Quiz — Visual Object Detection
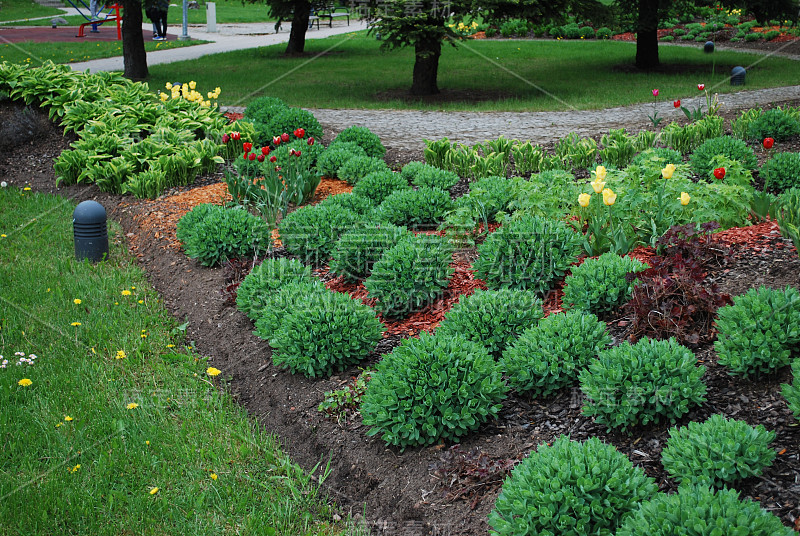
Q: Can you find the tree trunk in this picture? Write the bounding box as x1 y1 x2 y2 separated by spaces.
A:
285 0 310 55
122 0 148 79
410 38 441 96
635 0 659 69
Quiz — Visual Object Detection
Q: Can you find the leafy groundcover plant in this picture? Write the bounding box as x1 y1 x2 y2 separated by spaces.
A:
660 414 776 487
351 170 412 205
562 252 648 315
374 187 454 228
314 142 367 178
503 311 611 398
489 436 658 536
253 279 326 340
329 223 409 282
235 258 313 320
277 203 362 266
783 359 800 420
330 125 386 158
361 332 507 448
580 337 707 431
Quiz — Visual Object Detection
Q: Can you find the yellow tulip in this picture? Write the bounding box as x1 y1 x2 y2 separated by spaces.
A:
680 192 691 206
591 178 606 194
662 164 676 179
160 93 168 102
594 165 607 181
189 80 197 90
602 188 617 206
165 82 172 90
578 193 591 207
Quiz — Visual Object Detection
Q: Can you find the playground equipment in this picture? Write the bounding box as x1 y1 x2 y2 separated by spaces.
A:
64 0 123 39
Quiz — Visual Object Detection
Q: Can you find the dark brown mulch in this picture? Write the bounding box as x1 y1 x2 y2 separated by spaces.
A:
2 99 800 535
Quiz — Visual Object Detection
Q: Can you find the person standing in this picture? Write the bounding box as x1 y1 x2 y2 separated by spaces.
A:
146 0 169 41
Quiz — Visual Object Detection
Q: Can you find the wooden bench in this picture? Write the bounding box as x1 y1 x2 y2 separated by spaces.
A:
308 4 349 29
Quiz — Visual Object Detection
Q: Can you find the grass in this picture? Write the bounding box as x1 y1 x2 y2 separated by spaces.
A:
0 38 208 65
1 0 275 25
144 32 800 112
0 186 353 535
0 0 64 23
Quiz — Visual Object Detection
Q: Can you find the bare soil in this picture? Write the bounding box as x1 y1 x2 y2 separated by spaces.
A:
2 99 800 535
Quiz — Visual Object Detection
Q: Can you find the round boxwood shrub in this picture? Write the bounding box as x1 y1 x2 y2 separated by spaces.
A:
436 289 544 357
580 337 707 431
270 290 384 378
661 414 776 487
331 125 386 158
746 108 800 141
714 285 800 376
690 136 757 178
243 96 288 124
374 187 454 228
338 155 390 186
762 151 800 193
178 204 273 267
401 162 460 190
266 107 323 143
473 214 583 294
253 279 326 339
351 170 411 205
562 253 648 314
782 359 800 421
489 435 658 536
278 204 361 266
316 192 375 215
314 142 367 178
502 311 611 398
361 332 508 448
364 234 454 317
579 25 595 39
615 484 794 536
235 258 313 320
329 222 409 282
596 26 612 39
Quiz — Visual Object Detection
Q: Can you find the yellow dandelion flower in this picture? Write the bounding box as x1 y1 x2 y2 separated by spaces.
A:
70 464 80 473
64 415 73 421
116 350 126 360
71 322 82 327
166 344 175 348
73 298 82 305
121 290 131 296
126 403 139 410
18 378 32 387
149 487 159 495
0 234 6 238
131 286 135 290
206 367 221 377
56 422 63 428
146 440 150 445
23 187 31 191
210 473 218 480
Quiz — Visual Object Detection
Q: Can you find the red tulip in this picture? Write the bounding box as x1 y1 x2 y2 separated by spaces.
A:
763 137 774 149
673 100 681 108
221 133 230 144
281 132 290 143
242 153 248 160
248 152 256 161
294 128 305 138
273 136 281 146
269 155 277 163
257 154 265 162
231 131 240 141
697 83 705 91
713 167 726 180
294 150 302 157
243 142 253 152
307 137 315 146
261 146 270 155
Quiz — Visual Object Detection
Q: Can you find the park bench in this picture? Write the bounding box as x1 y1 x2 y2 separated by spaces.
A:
308 4 350 30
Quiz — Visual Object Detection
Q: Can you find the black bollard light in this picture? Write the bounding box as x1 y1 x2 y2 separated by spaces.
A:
731 66 746 86
73 200 108 262
703 41 715 53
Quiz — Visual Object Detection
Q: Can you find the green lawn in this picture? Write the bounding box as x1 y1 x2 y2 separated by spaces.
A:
145 32 800 112
0 0 64 23
0 186 352 535
0 38 208 65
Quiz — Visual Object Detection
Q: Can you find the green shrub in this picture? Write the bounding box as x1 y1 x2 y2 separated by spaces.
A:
661 414 776 487
178 204 273 267
473 215 583 294
485 26 498 37
361 332 508 448
374 187 454 228
273 137 324 169
579 25 595 39
175 202 214 245
401 162 460 190
489 436 658 536
503 311 611 397
253 279 326 338
451 176 520 223
266 107 323 143
329 223 409 282
364 234 453 317
314 142 367 178
235 258 313 320
762 151 800 193
562 22 581 39
331 125 386 158
351 170 411 205
764 29 781 40
631 147 683 167
547 25 563 38
562 253 648 314
436 289 543 357
744 32 762 41
596 26 613 39
277 204 361 265
316 192 375 215
270 290 384 378
672 28 686 36
745 108 800 141
690 136 757 178
661 35 674 41
714 285 800 376
580 337 707 431
243 96 288 124
338 156 390 186
782 359 800 420
615 484 794 536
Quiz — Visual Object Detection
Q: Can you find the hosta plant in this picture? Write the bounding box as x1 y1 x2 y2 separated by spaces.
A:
502 311 611 398
350 170 411 205
436 289 544 357
277 204 361 266
562 252 648 315
473 214 583 294
235 258 313 320
270 290 384 378
338 156 391 186
330 125 386 158
364 234 454 317
361 332 507 448
580 337 707 431
374 187 454 228
489 436 658 536
177 204 273 267
329 223 409 282
782 359 800 421
661 414 776 487
615 484 794 536
714 285 800 376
